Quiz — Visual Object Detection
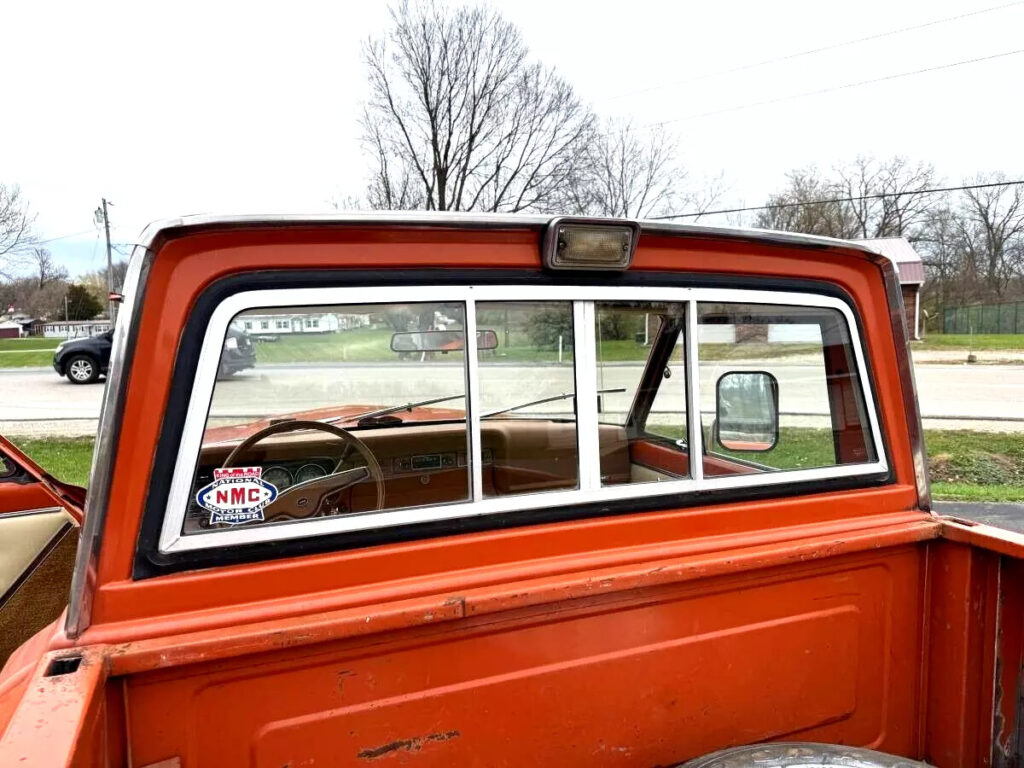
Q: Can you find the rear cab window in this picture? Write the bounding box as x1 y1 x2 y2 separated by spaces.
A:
157 286 887 555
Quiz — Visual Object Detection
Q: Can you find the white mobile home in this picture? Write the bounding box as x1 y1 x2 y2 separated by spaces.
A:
43 320 112 339
236 312 370 335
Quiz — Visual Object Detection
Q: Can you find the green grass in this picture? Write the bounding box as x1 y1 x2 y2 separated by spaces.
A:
925 430 1024 502
0 337 60 367
652 425 838 470
711 426 837 470
251 328 400 363
9 428 1023 504
0 338 60 351
0 350 54 367
917 334 1024 351
930 483 1024 502
8 437 95 486
249 328 820 366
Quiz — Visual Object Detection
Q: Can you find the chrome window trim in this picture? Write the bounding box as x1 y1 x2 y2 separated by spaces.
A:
573 300 600 492
157 285 887 555
879 260 932 511
130 212 888 259
0 506 67 521
685 301 705 483
65 244 152 639
464 299 484 503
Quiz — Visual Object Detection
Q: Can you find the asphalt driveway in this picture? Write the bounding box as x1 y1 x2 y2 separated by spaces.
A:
934 501 1024 534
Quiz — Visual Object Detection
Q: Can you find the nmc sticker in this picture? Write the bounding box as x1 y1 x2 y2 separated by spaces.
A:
196 466 278 526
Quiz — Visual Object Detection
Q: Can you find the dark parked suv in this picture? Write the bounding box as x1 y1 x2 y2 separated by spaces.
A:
53 326 256 384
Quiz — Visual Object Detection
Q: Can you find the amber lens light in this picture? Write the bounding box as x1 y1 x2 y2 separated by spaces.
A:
544 221 638 271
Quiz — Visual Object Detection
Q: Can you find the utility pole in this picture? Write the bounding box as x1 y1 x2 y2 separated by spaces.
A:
95 198 115 321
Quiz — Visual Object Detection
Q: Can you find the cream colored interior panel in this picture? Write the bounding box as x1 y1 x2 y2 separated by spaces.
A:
630 463 675 484
0 509 69 598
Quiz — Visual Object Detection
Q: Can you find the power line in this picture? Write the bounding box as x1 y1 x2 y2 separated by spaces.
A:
31 229 96 245
653 179 1024 221
644 48 1024 129
600 1 1024 103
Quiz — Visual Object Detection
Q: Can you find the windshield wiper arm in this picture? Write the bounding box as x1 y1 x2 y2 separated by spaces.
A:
326 394 466 424
482 388 626 419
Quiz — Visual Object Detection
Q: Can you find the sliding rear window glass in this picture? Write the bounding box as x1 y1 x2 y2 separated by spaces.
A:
157 286 888 556
697 302 877 474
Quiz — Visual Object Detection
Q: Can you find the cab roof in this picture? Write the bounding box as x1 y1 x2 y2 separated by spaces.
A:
132 212 884 261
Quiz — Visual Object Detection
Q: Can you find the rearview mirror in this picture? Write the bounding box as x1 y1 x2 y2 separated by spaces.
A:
715 371 779 452
390 329 498 353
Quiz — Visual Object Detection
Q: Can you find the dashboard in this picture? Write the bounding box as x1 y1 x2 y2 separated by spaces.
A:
184 420 595 533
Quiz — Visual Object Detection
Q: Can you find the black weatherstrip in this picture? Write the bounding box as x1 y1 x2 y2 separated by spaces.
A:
134 268 893 578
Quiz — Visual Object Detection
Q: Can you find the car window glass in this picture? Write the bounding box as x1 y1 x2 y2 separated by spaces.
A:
595 302 688 487
476 301 579 497
645 329 688 443
698 302 877 474
162 288 888 554
181 301 470 535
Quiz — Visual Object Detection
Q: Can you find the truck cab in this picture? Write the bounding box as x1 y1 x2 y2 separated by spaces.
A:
0 214 1021 767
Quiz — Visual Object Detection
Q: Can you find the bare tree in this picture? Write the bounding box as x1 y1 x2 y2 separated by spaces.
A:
952 173 1024 299
755 156 940 241
361 0 595 213
562 122 678 218
559 121 724 219
25 247 68 289
753 167 855 238
0 184 35 273
917 204 970 313
0 275 70 319
834 156 939 240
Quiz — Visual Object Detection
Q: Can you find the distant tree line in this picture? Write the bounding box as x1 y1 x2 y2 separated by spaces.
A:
0 199 125 323
752 157 1024 324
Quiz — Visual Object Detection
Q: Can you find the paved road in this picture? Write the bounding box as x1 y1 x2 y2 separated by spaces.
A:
934 502 1024 535
2 360 1023 437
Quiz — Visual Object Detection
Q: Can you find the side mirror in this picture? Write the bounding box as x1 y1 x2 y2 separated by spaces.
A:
390 329 498 353
715 371 779 452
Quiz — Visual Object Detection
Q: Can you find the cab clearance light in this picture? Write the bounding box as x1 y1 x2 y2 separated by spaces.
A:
542 218 639 271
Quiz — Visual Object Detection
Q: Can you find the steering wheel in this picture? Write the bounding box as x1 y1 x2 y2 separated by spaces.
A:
221 420 385 522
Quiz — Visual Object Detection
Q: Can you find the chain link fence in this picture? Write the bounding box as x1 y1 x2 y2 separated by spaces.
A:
943 301 1024 334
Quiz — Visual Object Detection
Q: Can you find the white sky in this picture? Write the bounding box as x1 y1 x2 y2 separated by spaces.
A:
3 0 1023 275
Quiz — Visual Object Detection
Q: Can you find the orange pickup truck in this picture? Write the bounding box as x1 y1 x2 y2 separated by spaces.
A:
0 214 1021 767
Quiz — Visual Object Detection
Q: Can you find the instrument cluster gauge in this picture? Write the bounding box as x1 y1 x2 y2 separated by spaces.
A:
294 463 328 485
261 466 293 491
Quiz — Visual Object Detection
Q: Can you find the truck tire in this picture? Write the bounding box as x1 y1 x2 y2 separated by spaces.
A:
678 743 933 768
65 354 100 384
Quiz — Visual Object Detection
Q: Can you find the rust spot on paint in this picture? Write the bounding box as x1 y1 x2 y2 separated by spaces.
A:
443 595 467 616
337 669 355 694
357 730 460 760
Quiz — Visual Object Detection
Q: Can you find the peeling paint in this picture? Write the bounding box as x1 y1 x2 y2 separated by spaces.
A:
357 730 460 760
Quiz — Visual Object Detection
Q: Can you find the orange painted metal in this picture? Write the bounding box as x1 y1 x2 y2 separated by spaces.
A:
122 545 928 767
99 516 939 678
0 649 107 767
994 557 1024 767
924 540 1001 766
3 222 1023 766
